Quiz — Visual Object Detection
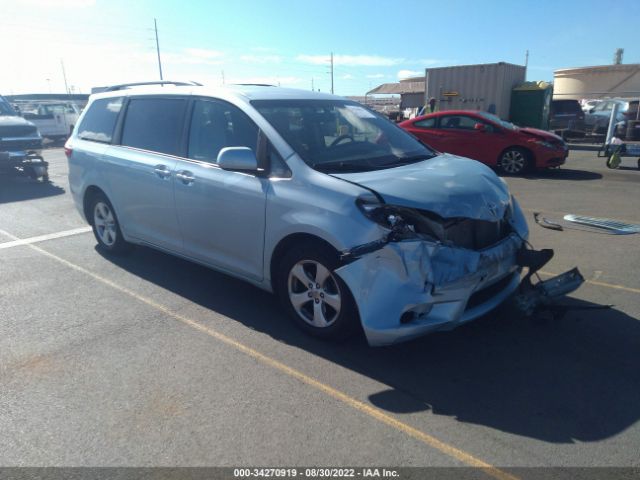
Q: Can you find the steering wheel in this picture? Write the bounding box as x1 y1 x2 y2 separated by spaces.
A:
329 134 355 147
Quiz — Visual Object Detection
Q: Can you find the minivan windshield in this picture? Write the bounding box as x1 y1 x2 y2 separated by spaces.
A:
0 99 17 116
252 99 436 172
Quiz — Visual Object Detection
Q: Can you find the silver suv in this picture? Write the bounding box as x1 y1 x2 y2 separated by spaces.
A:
67 81 530 346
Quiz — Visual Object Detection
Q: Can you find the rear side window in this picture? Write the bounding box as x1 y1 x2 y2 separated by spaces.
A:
77 97 123 143
121 98 187 156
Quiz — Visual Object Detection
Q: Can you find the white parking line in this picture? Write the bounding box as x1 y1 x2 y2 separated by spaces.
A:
0 226 92 250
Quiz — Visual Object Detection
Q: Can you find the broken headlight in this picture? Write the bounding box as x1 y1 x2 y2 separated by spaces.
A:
356 193 409 229
355 193 442 241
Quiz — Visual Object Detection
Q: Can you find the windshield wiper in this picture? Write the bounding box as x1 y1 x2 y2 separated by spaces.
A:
313 160 380 173
382 154 436 167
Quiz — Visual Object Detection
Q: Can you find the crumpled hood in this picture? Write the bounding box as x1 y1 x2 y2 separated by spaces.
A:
333 154 510 221
518 127 563 142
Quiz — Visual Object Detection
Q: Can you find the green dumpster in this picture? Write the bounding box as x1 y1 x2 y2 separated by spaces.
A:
510 81 552 130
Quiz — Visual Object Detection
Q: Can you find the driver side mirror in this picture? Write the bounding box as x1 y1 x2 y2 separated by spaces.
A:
474 123 486 132
217 147 259 172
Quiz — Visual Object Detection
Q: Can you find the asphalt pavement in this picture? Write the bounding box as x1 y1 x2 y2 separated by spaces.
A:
1 149 639 477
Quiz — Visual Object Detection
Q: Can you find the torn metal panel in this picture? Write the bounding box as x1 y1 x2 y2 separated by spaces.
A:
534 212 563 231
336 234 524 346
563 215 640 234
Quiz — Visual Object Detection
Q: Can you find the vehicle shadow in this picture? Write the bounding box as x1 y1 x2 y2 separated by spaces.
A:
0 175 65 204
617 165 640 172
99 246 640 444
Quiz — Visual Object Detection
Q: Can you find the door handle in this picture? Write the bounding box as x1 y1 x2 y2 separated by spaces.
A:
154 165 171 179
175 170 195 185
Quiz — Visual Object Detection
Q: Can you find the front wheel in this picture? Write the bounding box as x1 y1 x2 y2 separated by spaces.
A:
90 193 131 254
499 148 531 175
277 243 359 341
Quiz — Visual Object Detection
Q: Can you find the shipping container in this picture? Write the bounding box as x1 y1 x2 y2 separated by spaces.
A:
424 62 526 120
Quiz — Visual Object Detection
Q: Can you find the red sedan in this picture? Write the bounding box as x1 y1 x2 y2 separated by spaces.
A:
399 110 568 174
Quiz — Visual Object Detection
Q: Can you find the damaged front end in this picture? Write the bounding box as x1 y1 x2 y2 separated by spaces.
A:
336 195 582 346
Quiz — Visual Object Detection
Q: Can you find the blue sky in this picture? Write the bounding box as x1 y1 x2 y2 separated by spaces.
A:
1 0 639 95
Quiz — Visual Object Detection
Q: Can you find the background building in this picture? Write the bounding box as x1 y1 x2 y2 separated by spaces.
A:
553 64 640 99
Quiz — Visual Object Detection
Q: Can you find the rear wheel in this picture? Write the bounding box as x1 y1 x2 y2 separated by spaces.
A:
277 242 358 340
89 193 131 254
499 147 531 175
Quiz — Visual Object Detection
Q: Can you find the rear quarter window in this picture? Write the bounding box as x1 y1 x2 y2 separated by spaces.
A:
77 97 123 143
552 100 581 115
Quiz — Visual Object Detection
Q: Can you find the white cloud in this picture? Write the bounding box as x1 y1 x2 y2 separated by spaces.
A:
397 69 423 80
297 54 404 67
240 54 283 64
340 74 354 80
366 73 385 79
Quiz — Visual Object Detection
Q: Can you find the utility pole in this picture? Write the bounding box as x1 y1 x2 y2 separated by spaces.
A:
525 50 529 68
330 52 334 94
60 59 69 95
154 18 163 80
221 70 225 84
311 77 314 91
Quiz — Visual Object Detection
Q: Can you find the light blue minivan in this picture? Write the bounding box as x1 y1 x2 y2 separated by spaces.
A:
67 81 531 346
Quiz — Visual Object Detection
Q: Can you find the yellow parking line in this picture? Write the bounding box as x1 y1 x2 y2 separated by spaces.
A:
539 270 640 295
0 227 518 480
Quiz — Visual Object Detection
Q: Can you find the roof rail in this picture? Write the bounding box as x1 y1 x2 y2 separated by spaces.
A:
232 83 276 87
103 80 202 92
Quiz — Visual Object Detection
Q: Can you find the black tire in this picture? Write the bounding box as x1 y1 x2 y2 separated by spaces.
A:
499 147 532 175
276 241 359 341
88 192 131 254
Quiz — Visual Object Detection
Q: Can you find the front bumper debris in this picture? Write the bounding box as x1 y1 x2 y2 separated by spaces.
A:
513 268 585 317
337 234 583 346
0 150 48 179
336 234 525 346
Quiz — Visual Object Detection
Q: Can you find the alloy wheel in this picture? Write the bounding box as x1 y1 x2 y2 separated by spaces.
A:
501 150 526 173
93 201 117 247
287 260 342 328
